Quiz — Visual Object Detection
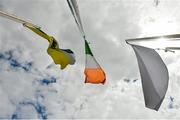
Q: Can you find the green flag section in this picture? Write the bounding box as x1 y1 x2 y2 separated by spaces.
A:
85 40 93 55
23 23 75 70
84 40 106 84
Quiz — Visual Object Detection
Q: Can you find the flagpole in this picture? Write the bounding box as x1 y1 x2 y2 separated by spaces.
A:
165 47 180 50
0 11 40 28
126 34 180 43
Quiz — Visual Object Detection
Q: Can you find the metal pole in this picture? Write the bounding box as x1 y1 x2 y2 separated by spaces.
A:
165 47 180 50
0 11 40 28
126 34 180 43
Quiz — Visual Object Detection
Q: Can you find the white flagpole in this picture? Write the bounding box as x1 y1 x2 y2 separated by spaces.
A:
165 47 180 50
0 11 40 28
126 34 180 43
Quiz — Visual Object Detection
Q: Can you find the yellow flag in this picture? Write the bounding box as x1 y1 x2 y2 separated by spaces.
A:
23 23 75 69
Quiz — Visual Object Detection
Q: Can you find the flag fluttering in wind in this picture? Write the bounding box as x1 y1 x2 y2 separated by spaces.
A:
84 40 106 84
128 43 169 110
67 0 106 84
0 11 75 70
23 23 75 70
126 34 180 110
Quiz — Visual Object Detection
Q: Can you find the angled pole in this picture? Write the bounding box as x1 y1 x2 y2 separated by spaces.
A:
156 47 180 53
0 11 40 28
126 34 180 43
165 47 180 50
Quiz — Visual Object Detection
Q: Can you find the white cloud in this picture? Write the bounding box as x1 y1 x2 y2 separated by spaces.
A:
0 0 180 119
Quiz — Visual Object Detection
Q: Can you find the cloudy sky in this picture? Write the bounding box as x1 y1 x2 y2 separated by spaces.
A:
0 0 180 119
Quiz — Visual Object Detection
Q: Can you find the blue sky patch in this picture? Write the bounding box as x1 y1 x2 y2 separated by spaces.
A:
39 77 56 86
0 50 33 71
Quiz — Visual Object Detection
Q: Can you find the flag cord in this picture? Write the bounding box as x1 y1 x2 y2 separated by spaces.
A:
67 0 86 38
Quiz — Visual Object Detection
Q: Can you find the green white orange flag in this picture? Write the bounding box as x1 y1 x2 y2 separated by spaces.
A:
84 40 106 84
0 11 75 70
67 0 106 84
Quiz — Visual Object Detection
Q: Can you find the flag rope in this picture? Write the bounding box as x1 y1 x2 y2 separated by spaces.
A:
67 0 85 38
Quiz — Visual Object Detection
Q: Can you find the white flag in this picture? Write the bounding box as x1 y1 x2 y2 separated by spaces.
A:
131 44 169 110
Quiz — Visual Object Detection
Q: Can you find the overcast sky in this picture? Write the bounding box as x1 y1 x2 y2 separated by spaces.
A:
0 0 180 119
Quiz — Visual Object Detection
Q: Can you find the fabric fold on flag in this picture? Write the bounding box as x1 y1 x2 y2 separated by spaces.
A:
130 44 169 111
84 40 106 84
23 23 75 70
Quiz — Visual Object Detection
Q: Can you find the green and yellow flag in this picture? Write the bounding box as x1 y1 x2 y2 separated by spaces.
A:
23 23 75 70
